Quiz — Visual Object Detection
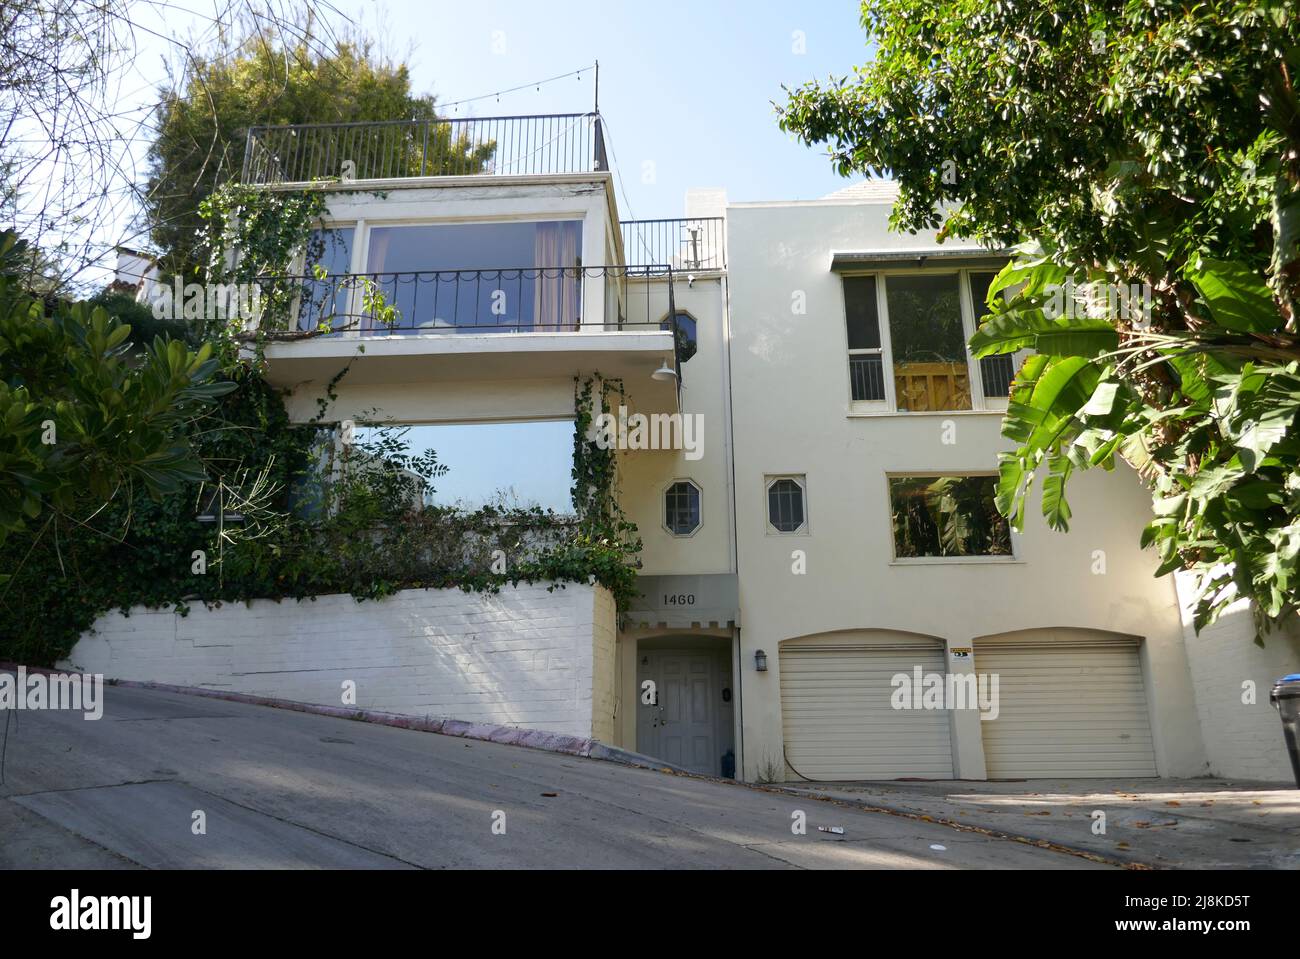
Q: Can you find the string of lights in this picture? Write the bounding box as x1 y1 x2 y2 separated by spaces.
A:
441 63 596 113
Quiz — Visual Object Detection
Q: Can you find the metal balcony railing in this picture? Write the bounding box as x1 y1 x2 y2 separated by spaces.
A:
241 113 609 184
244 264 675 336
620 217 726 271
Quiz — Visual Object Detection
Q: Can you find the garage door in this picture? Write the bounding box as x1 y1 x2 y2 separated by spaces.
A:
975 638 1157 778
780 641 953 780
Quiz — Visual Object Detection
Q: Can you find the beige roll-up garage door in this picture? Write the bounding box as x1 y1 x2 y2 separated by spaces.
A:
780 641 953 780
975 636 1157 778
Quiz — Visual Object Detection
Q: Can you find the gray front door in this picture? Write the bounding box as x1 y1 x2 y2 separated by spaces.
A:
637 650 725 775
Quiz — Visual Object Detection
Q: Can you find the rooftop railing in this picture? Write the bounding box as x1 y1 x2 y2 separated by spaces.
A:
620 217 726 271
241 113 608 184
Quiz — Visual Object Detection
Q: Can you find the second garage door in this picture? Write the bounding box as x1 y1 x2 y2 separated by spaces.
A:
975 635 1157 778
780 638 953 780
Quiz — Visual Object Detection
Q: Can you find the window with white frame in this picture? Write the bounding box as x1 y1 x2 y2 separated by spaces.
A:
766 475 807 533
843 276 885 403
842 268 1009 413
664 480 702 535
968 270 1015 404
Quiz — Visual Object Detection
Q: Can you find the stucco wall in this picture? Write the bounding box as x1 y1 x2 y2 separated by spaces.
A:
617 275 736 579
725 198 1209 781
61 583 617 740
1174 572 1300 783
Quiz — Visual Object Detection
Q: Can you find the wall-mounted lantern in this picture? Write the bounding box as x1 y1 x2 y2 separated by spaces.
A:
754 649 768 672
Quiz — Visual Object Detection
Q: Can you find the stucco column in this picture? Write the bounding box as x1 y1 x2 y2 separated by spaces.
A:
947 639 988 780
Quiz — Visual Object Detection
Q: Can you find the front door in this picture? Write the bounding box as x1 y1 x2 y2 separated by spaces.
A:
637 650 727 776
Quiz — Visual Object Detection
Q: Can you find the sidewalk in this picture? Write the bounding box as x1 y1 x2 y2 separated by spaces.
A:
773 778 1300 869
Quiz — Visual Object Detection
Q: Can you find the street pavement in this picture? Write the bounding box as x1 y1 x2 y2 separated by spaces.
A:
0 681 1110 870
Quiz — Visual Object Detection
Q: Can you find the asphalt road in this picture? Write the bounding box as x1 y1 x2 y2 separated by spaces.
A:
0 682 1110 870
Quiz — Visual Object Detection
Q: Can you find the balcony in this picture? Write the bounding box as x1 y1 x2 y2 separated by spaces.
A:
241 113 608 185
248 265 681 412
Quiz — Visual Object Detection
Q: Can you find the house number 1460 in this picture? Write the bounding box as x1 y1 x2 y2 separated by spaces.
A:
663 594 695 606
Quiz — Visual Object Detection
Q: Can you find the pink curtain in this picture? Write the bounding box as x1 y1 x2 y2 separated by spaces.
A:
533 221 580 331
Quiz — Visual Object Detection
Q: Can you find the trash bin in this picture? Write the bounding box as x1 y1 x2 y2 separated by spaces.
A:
1270 674 1300 789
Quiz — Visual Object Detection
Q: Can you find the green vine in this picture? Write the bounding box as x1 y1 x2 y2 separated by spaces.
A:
0 371 642 666
198 182 402 360
197 183 329 354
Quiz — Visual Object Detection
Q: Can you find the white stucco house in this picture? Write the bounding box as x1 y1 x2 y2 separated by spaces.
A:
67 111 1300 784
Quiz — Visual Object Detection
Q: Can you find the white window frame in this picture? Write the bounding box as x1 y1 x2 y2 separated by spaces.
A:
840 275 889 414
842 267 1018 415
764 474 809 535
662 478 703 538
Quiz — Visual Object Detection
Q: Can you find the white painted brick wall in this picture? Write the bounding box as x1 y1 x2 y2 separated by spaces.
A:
1175 571 1300 783
61 583 617 740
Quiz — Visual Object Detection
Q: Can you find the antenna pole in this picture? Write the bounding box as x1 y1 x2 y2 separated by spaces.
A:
593 60 599 115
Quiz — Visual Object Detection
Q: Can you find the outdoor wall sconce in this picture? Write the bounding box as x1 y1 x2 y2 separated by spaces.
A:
754 649 768 672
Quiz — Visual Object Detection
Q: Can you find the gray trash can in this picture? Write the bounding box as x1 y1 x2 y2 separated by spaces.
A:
1270 674 1300 788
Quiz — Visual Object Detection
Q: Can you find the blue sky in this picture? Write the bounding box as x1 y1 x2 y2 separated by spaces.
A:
121 0 873 225
374 0 872 217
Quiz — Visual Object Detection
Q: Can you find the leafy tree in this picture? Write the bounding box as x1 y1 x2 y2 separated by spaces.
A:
0 230 234 548
1 0 328 286
145 20 489 277
779 2 1300 634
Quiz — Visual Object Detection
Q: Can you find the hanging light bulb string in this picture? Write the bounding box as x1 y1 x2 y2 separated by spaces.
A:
442 63 597 114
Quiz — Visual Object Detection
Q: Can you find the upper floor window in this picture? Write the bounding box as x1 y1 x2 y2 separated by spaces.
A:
885 273 970 412
300 219 582 334
843 276 884 403
766 476 808 534
299 227 355 333
842 269 1010 413
664 480 702 536
888 474 1012 559
968 271 1015 404
660 311 698 363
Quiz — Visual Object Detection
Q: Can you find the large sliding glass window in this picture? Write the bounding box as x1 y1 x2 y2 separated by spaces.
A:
360 220 582 334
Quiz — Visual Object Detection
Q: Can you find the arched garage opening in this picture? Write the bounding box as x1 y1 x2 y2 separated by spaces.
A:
779 630 953 781
973 628 1157 779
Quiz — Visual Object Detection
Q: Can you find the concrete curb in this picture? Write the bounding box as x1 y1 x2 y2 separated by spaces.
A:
0 662 693 773
760 782 1154 870
586 742 696 775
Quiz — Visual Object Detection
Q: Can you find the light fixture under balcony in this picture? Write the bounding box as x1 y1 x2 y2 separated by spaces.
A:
651 360 677 382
